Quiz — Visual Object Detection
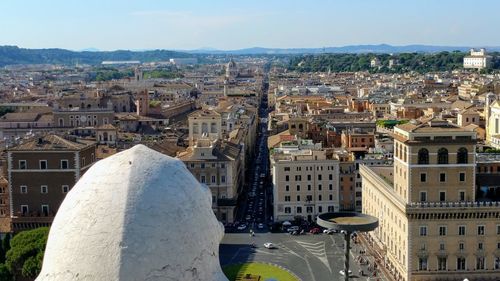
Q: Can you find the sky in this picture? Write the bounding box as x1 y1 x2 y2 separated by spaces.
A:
1 0 499 51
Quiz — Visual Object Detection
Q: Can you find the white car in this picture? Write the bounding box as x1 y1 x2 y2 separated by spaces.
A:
257 223 264 229
237 224 247 230
323 229 337 234
339 269 352 276
263 242 275 249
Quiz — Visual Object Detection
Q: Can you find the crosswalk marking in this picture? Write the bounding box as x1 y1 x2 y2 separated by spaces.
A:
295 240 331 272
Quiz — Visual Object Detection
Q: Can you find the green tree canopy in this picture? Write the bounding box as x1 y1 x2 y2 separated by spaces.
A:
6 227 49 279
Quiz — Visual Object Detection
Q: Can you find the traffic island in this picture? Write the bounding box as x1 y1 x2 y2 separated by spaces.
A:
223 262 300 281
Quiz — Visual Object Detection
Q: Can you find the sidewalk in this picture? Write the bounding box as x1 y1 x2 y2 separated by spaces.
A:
354 233 393 281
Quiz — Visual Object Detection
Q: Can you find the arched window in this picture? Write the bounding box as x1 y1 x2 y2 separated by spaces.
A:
418 148 429 164
457 147 468 164
437 148 448 164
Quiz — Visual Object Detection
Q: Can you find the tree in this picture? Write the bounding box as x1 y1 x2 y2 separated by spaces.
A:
5 227 49 279
0 264 11 281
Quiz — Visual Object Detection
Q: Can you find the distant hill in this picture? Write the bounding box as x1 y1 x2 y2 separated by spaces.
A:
186 44 500 55
0 46 192 67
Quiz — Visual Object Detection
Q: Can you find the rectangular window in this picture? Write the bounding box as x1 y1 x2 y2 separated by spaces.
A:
459 191 465 201
329 194 333 200
329 174 333 180
459 243 465 251
439 226 447 236
306 206 313 213
296 195 300 201
221 176 226 183
439 191 446 202
478 242 483 250
296 206 302 213
284 167 290 171
318 184 322 191
62 185 69 193
307 175 311 181
420 173 426 182
476 257 485 270
306 195 312 201
457 257 466 270
284 207 291 213
296 185 300 191
285 185 289 192
41 204 49 216
439 243 445 251
21 205 29 215
418 258 428 270
41 185 48 194
419 226 427 236
284 196 290 202
438 257 447 270
40 160 47 170
211 175 216 183
200 176 206 183
318 206 322 213
20 185 27 194
497 225 500 235
317 174 322 180
458 225 466 236
420 191 427 202
477 225 485 235
285 175 289 182
439 173 446 182
459 172 465 182
200 163 205 169
61 160 69 169
329 184 333 190
19 160 27 170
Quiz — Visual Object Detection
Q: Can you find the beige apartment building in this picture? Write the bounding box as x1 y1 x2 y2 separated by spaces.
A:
187 109 222 146
178 138 242 223
361 119 500 281
271 139 339 222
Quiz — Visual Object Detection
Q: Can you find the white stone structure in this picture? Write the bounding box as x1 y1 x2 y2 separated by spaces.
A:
463 48 491 69
36 145 228 281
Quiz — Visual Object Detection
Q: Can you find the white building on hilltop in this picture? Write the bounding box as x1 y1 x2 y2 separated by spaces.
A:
463 48 491 70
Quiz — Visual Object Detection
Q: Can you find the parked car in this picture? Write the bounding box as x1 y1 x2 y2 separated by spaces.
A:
257 223 264 229
237 224 247 230
310 227 321 234
287 226 299 233
323 229 337 234
263 242 276 249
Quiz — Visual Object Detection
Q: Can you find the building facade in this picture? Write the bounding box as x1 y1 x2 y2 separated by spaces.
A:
7 135 96 232
271 140 339 222
361 120 500 281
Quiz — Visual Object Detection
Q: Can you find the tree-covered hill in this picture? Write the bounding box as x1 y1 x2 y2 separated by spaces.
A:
288 51 500 73
0 46 193 66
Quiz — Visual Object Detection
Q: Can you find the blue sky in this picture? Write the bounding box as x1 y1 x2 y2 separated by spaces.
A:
1 0 499 50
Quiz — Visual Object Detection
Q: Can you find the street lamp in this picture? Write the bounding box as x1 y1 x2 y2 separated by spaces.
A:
317 212 378 281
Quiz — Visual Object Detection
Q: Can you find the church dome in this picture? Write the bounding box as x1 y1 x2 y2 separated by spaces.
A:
36 145 228 281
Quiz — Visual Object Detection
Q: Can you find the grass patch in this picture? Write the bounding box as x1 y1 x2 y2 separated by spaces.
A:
223 262 299 281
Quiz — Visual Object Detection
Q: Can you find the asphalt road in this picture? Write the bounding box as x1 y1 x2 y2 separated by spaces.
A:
220 232 388 281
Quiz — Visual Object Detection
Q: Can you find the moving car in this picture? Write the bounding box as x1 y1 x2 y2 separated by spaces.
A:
339 269 352 276
263 242 276 249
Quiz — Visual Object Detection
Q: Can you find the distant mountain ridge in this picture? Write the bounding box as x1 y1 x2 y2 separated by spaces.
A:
185 44 500 54
0 46 191 67
2 44 500 66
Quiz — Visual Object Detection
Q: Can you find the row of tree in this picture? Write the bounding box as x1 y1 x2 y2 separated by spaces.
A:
0 227 49 281
288 52 500 73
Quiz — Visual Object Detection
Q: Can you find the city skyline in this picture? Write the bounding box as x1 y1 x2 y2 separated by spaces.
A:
1 0 500 51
